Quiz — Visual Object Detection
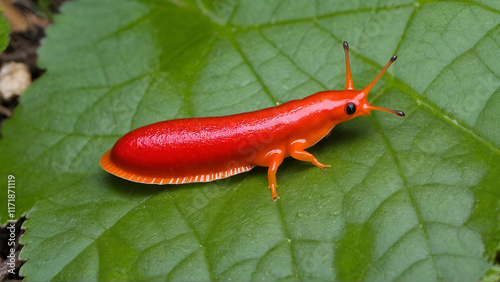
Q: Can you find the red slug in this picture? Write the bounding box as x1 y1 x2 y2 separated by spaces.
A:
101 42 404 200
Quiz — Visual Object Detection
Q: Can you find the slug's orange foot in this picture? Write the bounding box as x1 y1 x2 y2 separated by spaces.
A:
312 159 330 171
268 184 280 201
288 147 330 172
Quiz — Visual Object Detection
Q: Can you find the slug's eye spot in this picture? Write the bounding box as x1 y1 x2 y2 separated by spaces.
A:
345 103 356 115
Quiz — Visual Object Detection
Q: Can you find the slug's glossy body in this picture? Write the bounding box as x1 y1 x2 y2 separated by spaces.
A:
101 42 404 200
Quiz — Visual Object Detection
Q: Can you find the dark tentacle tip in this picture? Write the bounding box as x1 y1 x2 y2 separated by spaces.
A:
391 55 397 61
343 41 349 51
396 111 405 117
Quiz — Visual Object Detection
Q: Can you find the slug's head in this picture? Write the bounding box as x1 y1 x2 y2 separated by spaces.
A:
336 41 404 121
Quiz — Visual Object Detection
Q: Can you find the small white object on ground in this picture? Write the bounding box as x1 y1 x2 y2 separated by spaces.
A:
0 62 32 102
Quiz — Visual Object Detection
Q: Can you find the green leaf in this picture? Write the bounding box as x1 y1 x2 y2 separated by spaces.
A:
1 0 499 280
482 265 500 282
0 13 9 53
